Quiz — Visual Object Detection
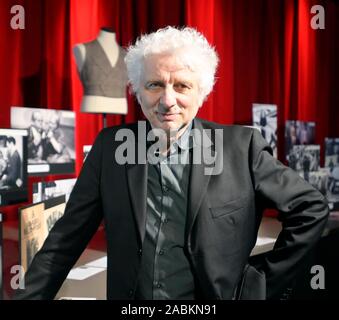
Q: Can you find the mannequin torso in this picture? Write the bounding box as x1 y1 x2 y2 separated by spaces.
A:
73 28 128 114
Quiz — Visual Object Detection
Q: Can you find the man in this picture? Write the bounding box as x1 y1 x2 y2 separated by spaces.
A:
1 137 22 188
302 153 311 182
42 112 70 163
0 150 7 180
27 110 45 162
14 27 329 300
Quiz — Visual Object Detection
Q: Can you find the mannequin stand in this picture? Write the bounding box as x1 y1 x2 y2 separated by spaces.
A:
103 113 107 129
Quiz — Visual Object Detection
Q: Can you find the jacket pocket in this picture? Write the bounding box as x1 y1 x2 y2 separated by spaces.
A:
233 264 266 300
209 196 246 219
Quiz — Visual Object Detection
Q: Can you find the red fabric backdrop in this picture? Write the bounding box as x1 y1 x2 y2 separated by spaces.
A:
0 0 338 220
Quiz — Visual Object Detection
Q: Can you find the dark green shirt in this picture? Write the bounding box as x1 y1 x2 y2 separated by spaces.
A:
135 124 195 300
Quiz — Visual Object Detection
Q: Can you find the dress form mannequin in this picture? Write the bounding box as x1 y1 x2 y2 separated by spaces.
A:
73 28 128 115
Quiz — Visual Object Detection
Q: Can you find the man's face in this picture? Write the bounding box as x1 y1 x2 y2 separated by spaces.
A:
49 118 58 131
33 113 43 130
138 53 201 135
7 142 14 153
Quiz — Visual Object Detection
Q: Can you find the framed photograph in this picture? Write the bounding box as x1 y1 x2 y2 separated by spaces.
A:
11 106 75 176
33 178 76 204
324 138 339 210
327 166 339 209
0 129 28 206
325 138 339 169
252 103 278 158
0 213 3 300
19 195 66 273
299 168 329 196
285 120 316 159
290 145 320 182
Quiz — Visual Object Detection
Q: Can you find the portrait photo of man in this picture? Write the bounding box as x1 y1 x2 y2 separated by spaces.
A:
14 27 329 301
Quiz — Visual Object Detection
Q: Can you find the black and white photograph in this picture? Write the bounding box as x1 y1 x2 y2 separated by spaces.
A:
288 145 320 182
10 106 76 175
327 166 339 209
325 138 339 169
285 120 316 159
0 213 3 300
324 138 339 210
299 168 329 197
252 103 277 158
0 129 28 206
32 178 76 204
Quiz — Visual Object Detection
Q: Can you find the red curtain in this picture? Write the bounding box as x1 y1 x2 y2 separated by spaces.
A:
0 0 338 220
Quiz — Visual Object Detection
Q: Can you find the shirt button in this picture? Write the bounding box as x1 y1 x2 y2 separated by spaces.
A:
138 248 142 256
159 249 164 255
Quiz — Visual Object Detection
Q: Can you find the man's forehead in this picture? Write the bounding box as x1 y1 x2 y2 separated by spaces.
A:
142 54 196 80
144 53 188 70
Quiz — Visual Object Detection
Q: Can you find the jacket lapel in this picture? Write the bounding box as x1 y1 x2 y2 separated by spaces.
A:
185 119 215 242
125 122 148 244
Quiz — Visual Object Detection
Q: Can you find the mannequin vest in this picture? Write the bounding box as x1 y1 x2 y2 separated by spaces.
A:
79 40 128 98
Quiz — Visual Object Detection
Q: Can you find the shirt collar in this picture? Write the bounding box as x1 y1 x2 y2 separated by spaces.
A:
172 121 194 151
146 121 195 151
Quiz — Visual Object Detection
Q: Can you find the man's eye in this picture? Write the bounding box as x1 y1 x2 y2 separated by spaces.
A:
146 82 162 89
174 83 190 91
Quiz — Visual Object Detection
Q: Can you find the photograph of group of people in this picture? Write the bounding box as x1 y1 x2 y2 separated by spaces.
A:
325 138 339 206
285 120 316 158
283 121 339 209
0 129 28 206
0 135 22 189
325 138 339 171
291 145 320 180
288 145 320 177
11 107 76 175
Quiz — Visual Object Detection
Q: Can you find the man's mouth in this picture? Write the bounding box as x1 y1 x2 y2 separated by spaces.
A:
157 112 179 121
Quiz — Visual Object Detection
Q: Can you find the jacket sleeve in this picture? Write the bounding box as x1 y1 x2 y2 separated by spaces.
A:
13 130 106 300
249 129 329 299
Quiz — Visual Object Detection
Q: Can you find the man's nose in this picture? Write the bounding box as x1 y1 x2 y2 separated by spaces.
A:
159 87 177 110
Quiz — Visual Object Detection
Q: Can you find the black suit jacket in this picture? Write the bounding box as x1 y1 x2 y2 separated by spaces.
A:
14 118 329 300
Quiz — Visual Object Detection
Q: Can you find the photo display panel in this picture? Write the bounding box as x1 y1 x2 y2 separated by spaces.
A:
11 107 75 176
0 128 28 206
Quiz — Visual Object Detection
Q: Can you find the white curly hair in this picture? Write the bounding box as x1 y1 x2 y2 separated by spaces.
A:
124 26 219 106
